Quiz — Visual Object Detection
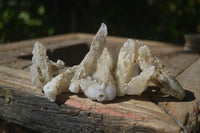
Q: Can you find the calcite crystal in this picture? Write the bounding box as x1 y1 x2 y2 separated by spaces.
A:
125 66 155 95
137 45 185 100
43 66 77 101
69 23 107 93
80 48 116 102
115 39 137 96
115 40 185 100
30 23 185 102
30 41 65 89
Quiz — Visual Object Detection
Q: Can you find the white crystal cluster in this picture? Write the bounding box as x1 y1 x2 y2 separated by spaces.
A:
30 23 185 102
30 41 65 89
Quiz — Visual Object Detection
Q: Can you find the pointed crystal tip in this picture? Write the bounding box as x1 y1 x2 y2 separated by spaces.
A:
99 23 107 36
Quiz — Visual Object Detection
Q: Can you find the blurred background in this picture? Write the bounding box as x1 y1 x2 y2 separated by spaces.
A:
0 0 200 44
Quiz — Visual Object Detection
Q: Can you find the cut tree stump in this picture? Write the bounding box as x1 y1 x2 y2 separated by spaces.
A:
0 33 199 133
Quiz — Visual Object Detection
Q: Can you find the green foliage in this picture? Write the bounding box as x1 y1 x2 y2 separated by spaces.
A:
0 0 200 44
18 11 42 26
0 0 55 43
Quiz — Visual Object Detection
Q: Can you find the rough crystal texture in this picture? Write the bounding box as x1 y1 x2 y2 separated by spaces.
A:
80 48 116 102
30 41 65 89
126 66 155 95
30 23 185 102
115 39 137 96
69 23 107 93
43 66 77 101
137 45 185 100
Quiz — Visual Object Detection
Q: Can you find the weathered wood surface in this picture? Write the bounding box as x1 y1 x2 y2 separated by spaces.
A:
0 33 200 133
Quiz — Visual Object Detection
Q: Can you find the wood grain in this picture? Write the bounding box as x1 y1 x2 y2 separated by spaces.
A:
151 58 200 133
0 66 181 133
0 33 199 133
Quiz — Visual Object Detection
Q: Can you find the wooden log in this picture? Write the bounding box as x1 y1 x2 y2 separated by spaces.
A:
0 33 199 132
151 58 200 133
0 66 181 133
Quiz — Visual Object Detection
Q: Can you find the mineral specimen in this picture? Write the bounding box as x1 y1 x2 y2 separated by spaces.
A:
115 39 137 96
137 45 185 100
30 23 185 102
125 66 155 95
30 41 65 89
69 23 107 93
80 48 116 102
43 66 77 101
